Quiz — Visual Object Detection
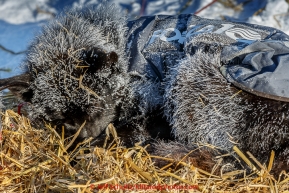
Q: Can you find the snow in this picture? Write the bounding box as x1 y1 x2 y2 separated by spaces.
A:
0 0 56 24
0 20 43 78
0 0 289 78
248 0 289 34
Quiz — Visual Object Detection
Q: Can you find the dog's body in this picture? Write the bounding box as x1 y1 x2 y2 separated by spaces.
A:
2 2 289 171
127 13 289 160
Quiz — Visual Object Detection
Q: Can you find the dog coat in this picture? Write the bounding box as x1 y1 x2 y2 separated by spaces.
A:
126 14 289 101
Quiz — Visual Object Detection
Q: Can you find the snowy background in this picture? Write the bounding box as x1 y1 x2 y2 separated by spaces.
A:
0 0 289 79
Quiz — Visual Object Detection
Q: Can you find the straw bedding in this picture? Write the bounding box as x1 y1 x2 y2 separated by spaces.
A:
1 110 289 193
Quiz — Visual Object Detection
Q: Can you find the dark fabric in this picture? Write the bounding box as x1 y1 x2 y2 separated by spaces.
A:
126 14 289 100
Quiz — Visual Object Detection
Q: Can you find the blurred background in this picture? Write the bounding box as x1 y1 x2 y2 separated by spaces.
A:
0 0 288 79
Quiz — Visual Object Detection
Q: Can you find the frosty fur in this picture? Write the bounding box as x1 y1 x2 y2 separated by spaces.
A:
1 2 289 170
0 2 130 138
164 45 289 163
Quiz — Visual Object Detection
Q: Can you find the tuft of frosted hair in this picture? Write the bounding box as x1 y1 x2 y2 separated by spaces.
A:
164 49 246 151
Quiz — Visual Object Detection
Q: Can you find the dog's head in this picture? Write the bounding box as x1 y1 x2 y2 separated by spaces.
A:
0 3 129 138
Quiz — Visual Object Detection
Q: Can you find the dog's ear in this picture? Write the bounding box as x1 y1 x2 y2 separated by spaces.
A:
0 73 33 102
85 48 119 73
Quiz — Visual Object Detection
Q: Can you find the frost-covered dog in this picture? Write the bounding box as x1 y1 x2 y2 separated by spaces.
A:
0 3 130 138
1 2 289 166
